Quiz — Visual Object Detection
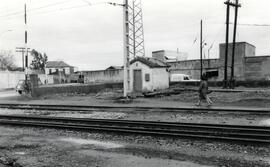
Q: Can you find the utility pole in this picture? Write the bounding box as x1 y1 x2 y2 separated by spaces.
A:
24 3 28 80
230 0 241 89
223 0 231 88
123 0 130 97
16 47 30 71
200 20 203 79
109 0 145 97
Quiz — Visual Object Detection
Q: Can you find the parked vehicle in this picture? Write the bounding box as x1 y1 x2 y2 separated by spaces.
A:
16 80 25 94
15 80 31 94
70 74 84 83
170 74 199 82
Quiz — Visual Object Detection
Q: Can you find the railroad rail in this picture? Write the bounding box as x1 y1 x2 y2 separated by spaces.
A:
0 103 269 114
0 115 269 144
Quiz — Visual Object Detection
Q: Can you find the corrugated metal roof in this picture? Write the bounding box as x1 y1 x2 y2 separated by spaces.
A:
130 56 170 68
46 61 72 68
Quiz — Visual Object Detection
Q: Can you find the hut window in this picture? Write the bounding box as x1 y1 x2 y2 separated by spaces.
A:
145 73 150 82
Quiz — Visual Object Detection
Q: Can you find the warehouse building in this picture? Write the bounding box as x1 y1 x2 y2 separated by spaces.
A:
153 42 270 81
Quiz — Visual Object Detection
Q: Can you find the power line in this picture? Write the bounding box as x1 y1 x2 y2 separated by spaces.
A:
209 21 270 27
0 0 111 19
0 1 110 21
30 2 108 15
234 23 270 27
80 0 92 6
0 0 73 18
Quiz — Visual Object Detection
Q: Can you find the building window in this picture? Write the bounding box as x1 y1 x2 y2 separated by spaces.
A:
63 69 65 74
145 73 150 82
56 69 59 74
49 69 52 74
206 70 219 78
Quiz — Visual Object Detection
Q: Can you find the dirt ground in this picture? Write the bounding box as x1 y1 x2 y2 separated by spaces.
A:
0 126 269 167
2 87 270 108
38 87 270 108
0 89 270 166
1 88 270 126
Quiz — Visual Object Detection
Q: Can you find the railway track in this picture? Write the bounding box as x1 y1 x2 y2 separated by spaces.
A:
0 115 269 144
0 103 269 114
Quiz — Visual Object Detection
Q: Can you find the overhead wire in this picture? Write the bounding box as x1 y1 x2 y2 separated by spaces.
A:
0 0 74 18
233 23 270 27
28 1 108 16
0 0 113 20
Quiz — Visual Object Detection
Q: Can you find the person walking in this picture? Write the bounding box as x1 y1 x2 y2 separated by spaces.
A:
196 73 213 106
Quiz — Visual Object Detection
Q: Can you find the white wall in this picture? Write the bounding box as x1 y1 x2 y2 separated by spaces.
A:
64 67 70 75
45 68 49 75
45 67 71 75
45 68 56 75
0 71 25 89
84 70 123 83
130 61 169 92
152 68 170 90
38 74 54 85
47 75 54 84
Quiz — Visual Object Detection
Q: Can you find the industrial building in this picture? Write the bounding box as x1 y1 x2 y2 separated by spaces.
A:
152 50 188 63
153 42 270 81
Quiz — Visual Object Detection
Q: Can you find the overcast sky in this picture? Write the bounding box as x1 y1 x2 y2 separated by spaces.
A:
0 0 270 70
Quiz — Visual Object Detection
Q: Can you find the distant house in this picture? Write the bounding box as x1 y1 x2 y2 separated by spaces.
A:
130 56 170 92
45 61 75 75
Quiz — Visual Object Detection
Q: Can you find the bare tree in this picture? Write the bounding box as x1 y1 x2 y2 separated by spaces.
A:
0 50 16 70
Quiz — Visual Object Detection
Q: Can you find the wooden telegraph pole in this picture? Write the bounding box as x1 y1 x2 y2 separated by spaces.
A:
15 47 30 71
200 20 203 79
223 0 231 88
230 0 241 89
223 0 241 89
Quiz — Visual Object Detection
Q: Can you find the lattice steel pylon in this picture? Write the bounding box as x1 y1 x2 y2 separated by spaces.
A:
122 0 145 97
127 0 145 58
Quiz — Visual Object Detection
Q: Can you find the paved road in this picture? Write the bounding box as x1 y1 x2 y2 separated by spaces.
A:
0 90 29 101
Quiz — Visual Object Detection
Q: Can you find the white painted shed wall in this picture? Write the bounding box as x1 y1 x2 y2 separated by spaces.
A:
130 61 169 92
152 68 170 90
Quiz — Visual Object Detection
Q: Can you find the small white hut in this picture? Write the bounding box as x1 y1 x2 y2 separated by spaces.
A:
130 57 170 92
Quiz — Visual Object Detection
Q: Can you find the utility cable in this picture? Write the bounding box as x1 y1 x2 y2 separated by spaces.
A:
0 0 73 18
0 1 111 21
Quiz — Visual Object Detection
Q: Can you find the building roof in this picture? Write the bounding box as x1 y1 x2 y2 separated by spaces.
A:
130 56 170 68
106 66 123 70
152 50 165 53
219 41 256 48
46 61 73 68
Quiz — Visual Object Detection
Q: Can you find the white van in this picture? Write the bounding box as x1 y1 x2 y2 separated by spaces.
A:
170 74 199 82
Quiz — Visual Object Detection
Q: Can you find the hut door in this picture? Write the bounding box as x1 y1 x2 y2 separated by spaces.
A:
133 70 142 92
